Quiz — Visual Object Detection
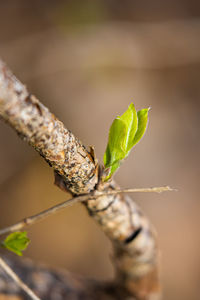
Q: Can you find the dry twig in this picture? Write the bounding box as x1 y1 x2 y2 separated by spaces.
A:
0 186 173 236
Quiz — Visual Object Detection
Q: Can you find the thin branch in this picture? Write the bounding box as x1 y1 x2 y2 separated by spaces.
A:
0 186 173 236
0 256 41 300
111 185 174 194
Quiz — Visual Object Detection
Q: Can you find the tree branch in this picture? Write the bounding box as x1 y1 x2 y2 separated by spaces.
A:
0 60 98 195
0 59 162 299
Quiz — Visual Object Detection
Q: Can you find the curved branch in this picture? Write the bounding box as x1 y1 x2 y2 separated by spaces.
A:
0 59 161 300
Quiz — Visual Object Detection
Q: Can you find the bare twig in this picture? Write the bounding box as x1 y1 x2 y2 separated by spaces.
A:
111 186 174 194
0 256 41 300
0 186 173 236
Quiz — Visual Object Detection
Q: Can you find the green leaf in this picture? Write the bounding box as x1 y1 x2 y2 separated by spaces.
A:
132 108 150 146
2 231 30 256
119 103 138 153
103 103 149 180
104 119 127 168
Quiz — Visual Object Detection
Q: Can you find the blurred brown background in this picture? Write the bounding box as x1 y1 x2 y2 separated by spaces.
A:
0 1 199 299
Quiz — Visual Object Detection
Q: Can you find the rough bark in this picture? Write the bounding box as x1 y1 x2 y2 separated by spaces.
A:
0 59 160 300
0 60 98 194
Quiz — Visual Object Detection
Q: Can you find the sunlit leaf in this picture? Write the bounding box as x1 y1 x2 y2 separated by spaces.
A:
2 231 30 256
132 108 150 146
103 103 149 180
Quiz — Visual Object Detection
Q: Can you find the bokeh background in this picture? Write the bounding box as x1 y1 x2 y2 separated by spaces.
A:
0 1 199 299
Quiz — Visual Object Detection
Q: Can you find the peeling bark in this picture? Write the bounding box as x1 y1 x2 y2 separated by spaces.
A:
0 59 160 300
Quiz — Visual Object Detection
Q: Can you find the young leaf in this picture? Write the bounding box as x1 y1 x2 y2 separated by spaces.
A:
132 108 150 147
119 103 138 153
1 231 30 256
104 118 127 168
103 103 149 180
